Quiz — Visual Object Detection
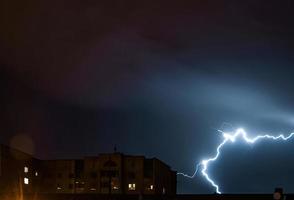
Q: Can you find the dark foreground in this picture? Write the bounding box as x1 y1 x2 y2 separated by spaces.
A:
1 193 293 200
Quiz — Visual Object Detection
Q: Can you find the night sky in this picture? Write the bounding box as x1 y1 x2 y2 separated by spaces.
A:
1 0 294 194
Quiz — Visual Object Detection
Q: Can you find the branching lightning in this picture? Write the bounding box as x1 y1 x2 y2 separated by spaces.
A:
178 128 294 194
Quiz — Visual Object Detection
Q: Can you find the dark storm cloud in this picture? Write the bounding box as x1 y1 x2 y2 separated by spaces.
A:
1 0 294 194
143 68 294 125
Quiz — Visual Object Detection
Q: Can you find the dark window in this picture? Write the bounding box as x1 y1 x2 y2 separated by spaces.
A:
100 170 118 177
103 160 117 167
69 173 74 178
45 173 52 178
75 160 84 178
100 170 107 177
144 159 153 178
101 181 110 188
90 182 97 188
131 160 136 168
69 184 73 189
109 170 118 177
90 172 97 178
128 172 136 179
76 182 85 188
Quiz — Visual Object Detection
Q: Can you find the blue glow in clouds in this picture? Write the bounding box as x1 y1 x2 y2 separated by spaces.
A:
178 128 294 194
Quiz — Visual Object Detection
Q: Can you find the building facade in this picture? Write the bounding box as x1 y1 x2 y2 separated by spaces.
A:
0 144 41 194
0 145 177 195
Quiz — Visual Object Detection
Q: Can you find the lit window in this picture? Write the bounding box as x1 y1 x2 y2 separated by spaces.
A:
24 167 29 173
57 184 62 190
90 188 96 191
150 185 154 190
24 178 29 185
113 186 119 190
35 171 38 176
128 183 136 191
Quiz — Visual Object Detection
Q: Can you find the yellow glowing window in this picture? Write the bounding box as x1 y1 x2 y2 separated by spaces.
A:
24 166 29 173
113 186 119 190
24 177 29 185
128 183 136 190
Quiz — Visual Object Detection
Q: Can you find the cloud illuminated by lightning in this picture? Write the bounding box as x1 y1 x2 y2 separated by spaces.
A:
178 128 294 194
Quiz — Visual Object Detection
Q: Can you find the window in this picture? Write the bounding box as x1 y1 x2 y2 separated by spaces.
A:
76 182 85 189
103 160 117 167
101 182 110 188
57 184 62 190
24 178 29 185
69 173 74 178
113 186 119 190
24 167 29 173
111 180 119 190
100 171 107 177
128 172 135 179
90 183 97 190
57 173 62 178
45 173 52 178
90 172 97 178
144 159 153 178
75 160 84 179
146 184 154 191
130 160 136 168
35 171 38 176
100 170 118 177
128 183 136 191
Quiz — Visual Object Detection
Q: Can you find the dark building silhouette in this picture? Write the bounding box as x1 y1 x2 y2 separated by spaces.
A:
0 144 41 194
0 144 176 195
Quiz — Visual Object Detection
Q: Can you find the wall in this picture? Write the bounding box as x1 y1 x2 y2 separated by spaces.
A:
0 145 39 194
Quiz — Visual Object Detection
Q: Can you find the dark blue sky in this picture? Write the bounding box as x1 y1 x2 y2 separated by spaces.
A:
1 0 294 194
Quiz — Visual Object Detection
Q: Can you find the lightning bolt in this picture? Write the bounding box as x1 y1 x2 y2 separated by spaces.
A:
178 128 294 194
